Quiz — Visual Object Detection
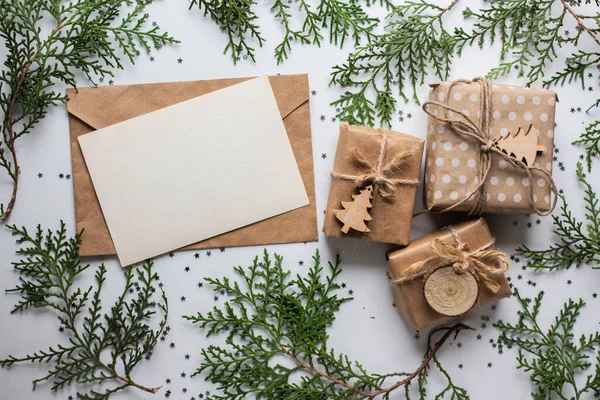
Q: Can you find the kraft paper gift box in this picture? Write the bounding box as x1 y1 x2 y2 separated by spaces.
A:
386 218 511 330
422 78 558 215
322 124 424 245
67 74 318 257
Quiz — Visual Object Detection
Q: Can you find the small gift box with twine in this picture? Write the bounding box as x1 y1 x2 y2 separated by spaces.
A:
323 124 424 245
422 78 558 216
386 218 511 330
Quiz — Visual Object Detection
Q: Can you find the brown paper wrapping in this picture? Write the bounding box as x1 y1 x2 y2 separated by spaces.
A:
323 124 424 245
67 74 318 257
424 81 557 214
387 218 511 330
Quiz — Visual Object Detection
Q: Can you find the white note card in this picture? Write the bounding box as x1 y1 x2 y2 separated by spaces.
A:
78 77 309 266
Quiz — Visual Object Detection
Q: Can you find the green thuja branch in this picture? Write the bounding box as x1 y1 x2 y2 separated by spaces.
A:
190 0 383 65
0 0 178 222
0 222 169 399
573 120 600 171
184 250 471 399
518 163 600 271
495 289 600 399
330 0 459 127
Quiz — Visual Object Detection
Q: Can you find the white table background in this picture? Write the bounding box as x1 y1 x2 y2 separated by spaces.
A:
1 1 599 399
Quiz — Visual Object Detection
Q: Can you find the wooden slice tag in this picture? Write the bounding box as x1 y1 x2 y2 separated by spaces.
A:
423 266 479 317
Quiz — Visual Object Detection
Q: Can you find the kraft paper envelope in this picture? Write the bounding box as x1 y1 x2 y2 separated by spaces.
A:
67 74 318 260
76 77 309 266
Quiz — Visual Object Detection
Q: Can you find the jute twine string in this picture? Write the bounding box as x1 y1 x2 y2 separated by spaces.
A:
390 226 509 294
420 77 558 216
330 131 420 199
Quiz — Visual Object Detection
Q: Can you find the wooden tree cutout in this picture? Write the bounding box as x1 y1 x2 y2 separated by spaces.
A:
333 185 373 233
492 124 546 166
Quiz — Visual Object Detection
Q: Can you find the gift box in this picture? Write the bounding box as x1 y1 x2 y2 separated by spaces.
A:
323 124 424 245
386 218 511 330
423 78 557 215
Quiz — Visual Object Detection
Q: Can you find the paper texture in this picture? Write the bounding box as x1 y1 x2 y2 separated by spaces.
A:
386 218 511 330
67 74 318 257
424 82 556 213
323 124 424 245
77 77 309 266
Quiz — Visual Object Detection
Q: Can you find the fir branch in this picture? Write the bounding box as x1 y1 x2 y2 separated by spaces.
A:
190 0 380 65
517 163 600 271
184 250 471 399
330 0 459 127
0 222 168 399
495 289 600 399
0 0 178 222
573 120 600 171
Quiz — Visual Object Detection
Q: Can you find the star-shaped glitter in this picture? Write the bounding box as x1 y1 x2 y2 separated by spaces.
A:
38 172 43 178
194 253 200 259
206 251 211 256
298 260 304 266
321 153 327 159
197 282 203 288
181 296 186 302
320 115 325 121
177 58 183 64
311 90 317 95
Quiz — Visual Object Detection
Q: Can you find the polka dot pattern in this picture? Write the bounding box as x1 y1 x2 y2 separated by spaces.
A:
424 82 556 213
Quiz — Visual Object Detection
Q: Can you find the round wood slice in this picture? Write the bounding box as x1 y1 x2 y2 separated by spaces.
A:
423 266 479 317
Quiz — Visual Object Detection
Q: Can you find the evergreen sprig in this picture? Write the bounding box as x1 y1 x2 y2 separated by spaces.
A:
184 250 471 399
495 289 600 398
330 0 459 127
0 222 168 399
189 0 385 65
573 120 600 172
0 0 178 222
518 163 600 271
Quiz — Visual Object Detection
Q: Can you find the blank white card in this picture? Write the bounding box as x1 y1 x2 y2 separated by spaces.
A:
79 77 309 266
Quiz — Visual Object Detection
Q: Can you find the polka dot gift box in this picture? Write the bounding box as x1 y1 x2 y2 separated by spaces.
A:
422 78 557 215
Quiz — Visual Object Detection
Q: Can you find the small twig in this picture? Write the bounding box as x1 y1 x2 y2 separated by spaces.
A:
282 323 473 399
560 0 600 48
1 23 66 222
102 363 162 394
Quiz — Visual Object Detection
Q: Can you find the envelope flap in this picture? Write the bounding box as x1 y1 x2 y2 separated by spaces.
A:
66 75 309 130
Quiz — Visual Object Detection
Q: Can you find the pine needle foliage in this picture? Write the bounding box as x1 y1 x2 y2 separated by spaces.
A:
0 0 178 222
184 250 470 400
495 289 600 399
518 163 600 271
189 0 388 65
573 120 600 172
0 222 169 399
330 0 459 127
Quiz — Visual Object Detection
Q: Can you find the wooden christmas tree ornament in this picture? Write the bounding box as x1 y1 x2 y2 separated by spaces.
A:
333 185 373 234
423 266 479 317
492 124 546 166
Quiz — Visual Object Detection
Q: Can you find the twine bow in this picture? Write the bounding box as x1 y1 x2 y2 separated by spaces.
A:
422 77 558 216
390 227 509 293
330 132 420 199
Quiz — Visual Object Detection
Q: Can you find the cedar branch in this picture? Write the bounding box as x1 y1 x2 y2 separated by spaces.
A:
281 323 473 399
1 23 66 221
102 363 162 394
560 0 600 48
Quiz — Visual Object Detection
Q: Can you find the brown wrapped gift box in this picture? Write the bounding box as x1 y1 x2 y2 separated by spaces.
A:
387 218 511 330
424 81 557 214
323 124 424 245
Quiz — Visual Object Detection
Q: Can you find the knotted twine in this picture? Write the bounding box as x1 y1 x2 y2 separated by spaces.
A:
390 226 509 294
330 131 420 199
421 77 558 216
